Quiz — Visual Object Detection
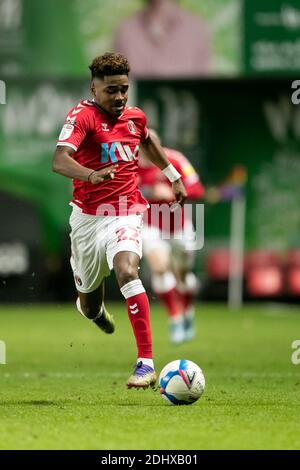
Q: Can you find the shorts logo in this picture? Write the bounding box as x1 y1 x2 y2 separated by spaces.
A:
128 120 137 134
75 275 82 287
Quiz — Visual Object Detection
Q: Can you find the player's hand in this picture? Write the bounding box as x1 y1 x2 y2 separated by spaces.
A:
89 165 118 184
171 178 187 208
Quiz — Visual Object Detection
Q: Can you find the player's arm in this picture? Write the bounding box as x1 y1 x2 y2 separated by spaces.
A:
173 155 205 200
52 146 117 184
140 132 187 206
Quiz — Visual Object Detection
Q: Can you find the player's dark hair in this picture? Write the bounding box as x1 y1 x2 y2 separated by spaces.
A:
89 52 130 79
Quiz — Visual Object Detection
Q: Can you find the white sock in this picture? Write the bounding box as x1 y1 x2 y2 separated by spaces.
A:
177 272 200 294
137 357 154 369
152 272 176 294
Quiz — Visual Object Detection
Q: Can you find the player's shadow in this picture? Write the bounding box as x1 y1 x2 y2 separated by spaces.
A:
0 399 67 406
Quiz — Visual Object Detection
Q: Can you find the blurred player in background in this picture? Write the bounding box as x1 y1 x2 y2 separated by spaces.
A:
139 130 205 343
52 53 186 389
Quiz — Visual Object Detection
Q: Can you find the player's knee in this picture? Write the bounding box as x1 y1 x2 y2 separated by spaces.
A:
151 266 168 276
115 265 139 287
146 251 169 273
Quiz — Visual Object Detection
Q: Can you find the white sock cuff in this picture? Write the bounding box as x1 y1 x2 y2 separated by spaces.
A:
152 272 176 294
177 273 199 294
120 279 145 299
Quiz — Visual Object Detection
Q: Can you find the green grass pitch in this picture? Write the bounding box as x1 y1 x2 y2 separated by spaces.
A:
0 302 299 450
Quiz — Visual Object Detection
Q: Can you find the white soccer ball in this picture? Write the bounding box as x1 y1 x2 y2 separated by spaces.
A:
159 359 205 405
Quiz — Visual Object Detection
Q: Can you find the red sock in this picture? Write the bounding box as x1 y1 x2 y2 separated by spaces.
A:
126 292 152 359
156 288 183 318
178 291 194 312
176 274 199 314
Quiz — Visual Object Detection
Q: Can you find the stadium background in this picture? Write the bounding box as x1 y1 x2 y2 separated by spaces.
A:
1 0 300 303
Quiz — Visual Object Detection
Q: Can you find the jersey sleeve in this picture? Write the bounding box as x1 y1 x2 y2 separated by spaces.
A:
57 106 91 152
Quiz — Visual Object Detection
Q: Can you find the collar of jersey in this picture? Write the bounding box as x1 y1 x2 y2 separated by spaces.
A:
89 99 127 120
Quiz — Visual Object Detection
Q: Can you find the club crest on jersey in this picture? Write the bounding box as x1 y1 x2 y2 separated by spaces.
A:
128 120 137 134
101 123 110 132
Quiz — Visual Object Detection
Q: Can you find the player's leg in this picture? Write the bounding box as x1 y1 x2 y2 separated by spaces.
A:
76 279 115 333
171 245 199 341
105 214 156 388
70 207 114 334
143 225 185 343
113 250 156 389
145 246 186 344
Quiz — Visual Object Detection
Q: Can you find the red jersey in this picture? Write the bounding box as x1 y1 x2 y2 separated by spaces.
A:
139 148 205 232
57 100 149 216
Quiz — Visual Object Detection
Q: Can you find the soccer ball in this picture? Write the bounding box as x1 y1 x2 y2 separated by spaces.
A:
159 359 205 405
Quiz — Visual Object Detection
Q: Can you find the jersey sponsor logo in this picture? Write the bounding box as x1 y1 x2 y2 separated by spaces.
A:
101 142 139 163
59 123 74 141
128 120 137 134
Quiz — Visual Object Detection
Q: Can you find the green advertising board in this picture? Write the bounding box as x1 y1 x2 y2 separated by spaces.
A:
243 0 300 75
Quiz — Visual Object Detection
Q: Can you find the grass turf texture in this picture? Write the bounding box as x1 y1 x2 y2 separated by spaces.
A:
0 303 299 450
